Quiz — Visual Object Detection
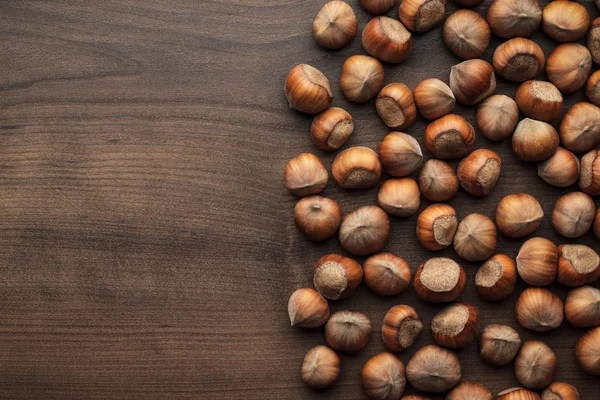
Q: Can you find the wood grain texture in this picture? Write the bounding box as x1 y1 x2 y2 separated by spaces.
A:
0 0 598 398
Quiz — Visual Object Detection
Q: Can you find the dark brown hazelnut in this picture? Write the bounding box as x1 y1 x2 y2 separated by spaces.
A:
362 16 413 64
512 118 559 162
496 193 544 238
476 95 518 141
443 10 491 60
360 0 399 15
424 114 475 159
376 83 417 130
285 64 333 114
493 38 545 82
453 214 497 262
378 132 423 177
284 153 328 196
310 107 354 151
552 192 596 238
418 159 459 202
313 254 363 300
414 257 466 303
378 178 420 218
457 149 502 197
340 55 385 103
313 1 358 50
515 80 563 122
325 310 372 353
364 253 412 296
487 0 542 39
431 302 480 348
332 147 382 189
514 340 557 389
339 205 390 256
416 204 458 251
480 324 522 366
382 305 423 351
515 288 564 332
475 254 517 302
586 69 600 108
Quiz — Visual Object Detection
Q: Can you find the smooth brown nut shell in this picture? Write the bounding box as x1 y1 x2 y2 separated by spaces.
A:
542 0 590 42
414 257 466 303
512 118 559 162
493 38 545 82
284 153 328 196
376 83 417 130
310 107 354 151
457 149 502 197
443 10 490 60
414 78 456 120
339 205 390 256
364 253 412 296
406 345 461 393
288 288 331 328
552 192 595 238
450 59 496 106
565 285 600 328
476 94 519 141
416 204 458 251
515 80 563 122
418 159 459 202
382 305 423 351
325 310 372 353
586 69 600 106
496 388 541 400
590 18 600 64
516 237 557 287
475 254 517 302
453 213 497 262
479 324 522 366
294 196 341 241
362 16 413 64
285 64 333 114
557 244 600 287
332 146 382 189
360 0 399 15
340 55 385 103
378 178 421 218
362 353 407 400
424 114 475 159
447 382 492 400
313 1 358 50
575 326 600 375
559 102 600 153
313 254 363 300
487 0 542 39
537 147 580 188
514 340 557 389
541 382 580 400
431 302 480 348
399 0 446 33
301 345 340 389
579 150 600 195
378 132 423 177
515 287 564 332
496 193 544 238
546 44 592 94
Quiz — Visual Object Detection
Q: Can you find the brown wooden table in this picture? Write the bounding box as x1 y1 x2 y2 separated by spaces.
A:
0 0 598 398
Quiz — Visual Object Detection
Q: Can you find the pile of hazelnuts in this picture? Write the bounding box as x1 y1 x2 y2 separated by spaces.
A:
284 0 600 399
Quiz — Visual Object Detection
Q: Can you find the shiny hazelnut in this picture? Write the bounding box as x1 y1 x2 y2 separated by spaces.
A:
453 214 497 262
514 340 557 389
360 0 399 15
288 288 330 328
285 64 332 114
595 207 600 239
376 83 417 130
557 244 600 287
512 118 559 162
424 114 475 159
575 326 600 375
416 204 458 251
487 0 542 39
496 388 541 400
559 102 600 153
516 237 557 286
515 80 563 122
579 149 600 195
406 345 461 393
457 149 502 197
476 95 519 141
284 153 328 196
565 285 600 328
537 147 580 188
310 107 354 151
589 18 600 63
399 0 446 33
414 257 466 302
450 59 496 106
586 70 600 106
313 254 363 300
480 324 522 366
364 253 412 296
325 310 372 353
313 1 358 50
447 382 492 400
546 44 592 94
542 382 580 400
301 345 340 389
443 10 491 60
382 305 423 351
294 196 341 241
362 353 406 400
475 254 517 302
515 288 564 332
378 178 421 218
332 146 382 189
496 193 544 238
493 38 545 82
339 205 390 256
340 55 385 103
431 302 480 348
379 132 423 177
414 78 456 120
552 192 595 238
542 0 590 42
418 160 459 202
362 17 413 64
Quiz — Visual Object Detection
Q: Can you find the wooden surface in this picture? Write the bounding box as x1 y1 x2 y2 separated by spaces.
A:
0 0 599 398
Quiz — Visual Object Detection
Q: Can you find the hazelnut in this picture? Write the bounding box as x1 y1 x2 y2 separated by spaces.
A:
453 214 497 262
537 147 580 188
516 237 558 287
580 149 600 195
360 0 399 15
332 146 382 189
382 305 423 351
576 326 600 375
416 204 458 251
285 64 332 114
589 18 600 64
362 17 413 64
515 80 563 123
595 207 600 239
301 345 340 389
313 254 363 300
288 288 330 328
557 244 600 287
457 149 502 197
378 178 421 218
414 78 455 120
284 153 328 197
496 388 542 400
493 38 545 82
418 160 459 202
362 353 406 400
542 0 590 42
512 118 559 162
515 288 564 332
310 107 354 151
405 345 461 393
480 324 522 366
487 0 542 39
424 114 475 159
559 102 600 153
313 1 358 50
325 310 372 353
552 192 595 238
496 194 544 238
379 132 423 177
447 382 492 400
340 55 385 103
475 254 517 302
514 340 557 389
414 257 466 303
339 205 390 256
431 302 480 348
450 59 496 106
443 10 491 60
476 95 519 141
586 70 600 106
364 253 412 296
376 83 417 130
546 44 592 94
399 0 446 33
542 382 580 400
294 196 341 241
565 285 600 328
